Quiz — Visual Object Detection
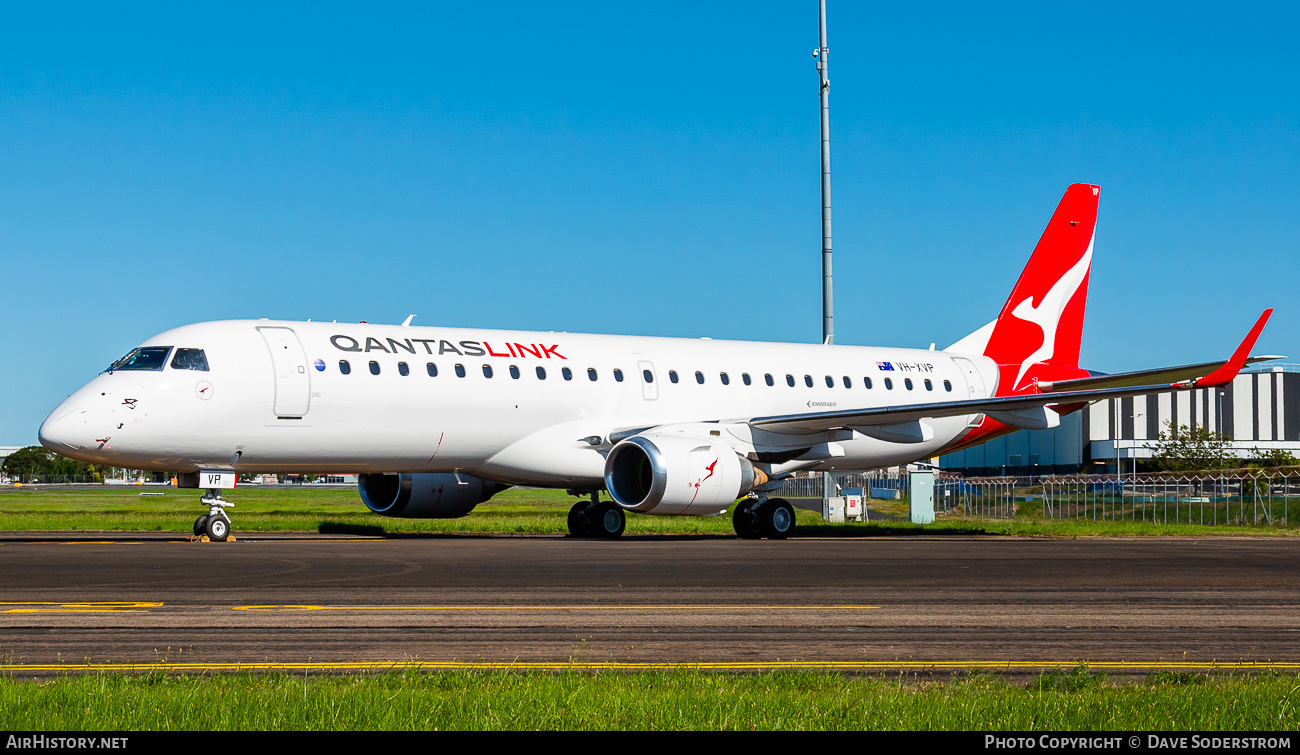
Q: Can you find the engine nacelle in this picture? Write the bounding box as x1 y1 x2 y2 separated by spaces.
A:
604 433 757 516
358 473 506 518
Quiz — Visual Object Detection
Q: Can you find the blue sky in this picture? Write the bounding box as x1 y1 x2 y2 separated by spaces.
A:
2 2 1297 444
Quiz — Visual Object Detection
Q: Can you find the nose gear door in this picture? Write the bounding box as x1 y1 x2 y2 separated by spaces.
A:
257 326 311 418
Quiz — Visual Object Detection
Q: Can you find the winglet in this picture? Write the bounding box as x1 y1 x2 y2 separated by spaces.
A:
1184 309 1273 388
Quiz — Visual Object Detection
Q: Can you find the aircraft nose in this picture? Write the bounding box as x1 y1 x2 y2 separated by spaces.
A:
38 404 85 454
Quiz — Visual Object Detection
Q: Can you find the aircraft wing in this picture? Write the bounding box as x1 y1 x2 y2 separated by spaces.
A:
750 310 1276 436
1037 356 1283 393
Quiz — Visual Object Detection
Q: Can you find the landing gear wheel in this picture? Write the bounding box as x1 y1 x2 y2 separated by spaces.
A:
567 501 594 537
759 498 795 540
205 514 231 542
193 515 210 537
590 502 626 539
732 500 761 539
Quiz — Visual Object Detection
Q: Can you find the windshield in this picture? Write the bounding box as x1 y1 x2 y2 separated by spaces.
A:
170 348 209 371
105 346 173 372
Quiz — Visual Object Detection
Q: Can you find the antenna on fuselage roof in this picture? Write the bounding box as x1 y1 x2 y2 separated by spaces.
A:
401 314 417 327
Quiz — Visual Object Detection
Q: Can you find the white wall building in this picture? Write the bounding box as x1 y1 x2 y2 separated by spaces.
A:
939 365 1300 475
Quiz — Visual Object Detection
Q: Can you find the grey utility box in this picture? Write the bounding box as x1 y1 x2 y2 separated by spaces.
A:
822 496 845 523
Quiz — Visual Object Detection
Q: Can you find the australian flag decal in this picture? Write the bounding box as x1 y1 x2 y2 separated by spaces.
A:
876 361 895 371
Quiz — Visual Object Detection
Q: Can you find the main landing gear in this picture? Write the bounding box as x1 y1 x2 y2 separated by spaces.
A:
567 492 626 539
732 497 795 540
193 488 235 542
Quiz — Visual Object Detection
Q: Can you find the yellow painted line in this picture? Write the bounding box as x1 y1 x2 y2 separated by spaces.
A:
0 601 162 614
1 660 1298 673
232 604 881 612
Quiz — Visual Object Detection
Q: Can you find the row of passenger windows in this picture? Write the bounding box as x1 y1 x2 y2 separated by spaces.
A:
336 359 953 392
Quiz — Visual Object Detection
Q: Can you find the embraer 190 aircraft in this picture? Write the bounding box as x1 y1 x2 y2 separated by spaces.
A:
39 184 1275 541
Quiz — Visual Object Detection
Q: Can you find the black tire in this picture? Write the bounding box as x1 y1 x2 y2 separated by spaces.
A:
732 500 761 539
193 515 209 536
205 514 230 542
590 502 626 539
567 502 594 537
759 499 795 540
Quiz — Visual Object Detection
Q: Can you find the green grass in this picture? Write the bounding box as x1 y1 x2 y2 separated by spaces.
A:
0 484 1296 536
1 669 1296 730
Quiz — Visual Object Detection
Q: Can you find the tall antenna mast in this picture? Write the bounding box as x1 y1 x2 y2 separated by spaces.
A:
815 0 833 345
815 1 838 507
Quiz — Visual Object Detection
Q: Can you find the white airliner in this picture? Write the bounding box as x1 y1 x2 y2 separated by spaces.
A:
39 184 1275 541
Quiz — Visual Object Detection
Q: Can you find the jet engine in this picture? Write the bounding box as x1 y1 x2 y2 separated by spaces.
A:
603 433 763 516
358 473 506 518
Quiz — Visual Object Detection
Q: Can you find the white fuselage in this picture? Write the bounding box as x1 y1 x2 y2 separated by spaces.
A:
39 320 999 487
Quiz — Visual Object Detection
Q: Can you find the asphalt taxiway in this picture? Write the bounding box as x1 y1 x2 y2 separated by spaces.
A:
2 533 1297 674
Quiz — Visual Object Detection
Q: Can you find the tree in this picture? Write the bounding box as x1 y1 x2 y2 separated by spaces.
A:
1 446 100 483
1247 447 1299 469
2 446 56 483
1145 423 1234 472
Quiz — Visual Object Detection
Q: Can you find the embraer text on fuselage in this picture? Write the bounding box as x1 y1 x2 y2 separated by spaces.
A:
330 335 567 359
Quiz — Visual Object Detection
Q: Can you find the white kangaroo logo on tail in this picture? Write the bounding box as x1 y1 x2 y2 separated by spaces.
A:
1008 236 1094 391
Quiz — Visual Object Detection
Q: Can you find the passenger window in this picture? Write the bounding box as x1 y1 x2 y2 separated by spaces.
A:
863 377 873 389
369 361 380 375
695 371 704 384
884 378 893 390
742 373 752 386
170 348 209 372
398 362 410 376
614 369 624 382
339 360 351 375
642 369 653 383
765 374 774 387
785 374 795 387
483 364 494 378
669 370 679 384
536 366 547 380
107 347 172 372
924 378 933 391
427 363 438 377
588 368 598 382
509 365 521 379
562 367 573 381
455 364 466 378
720 372 730 385
804 375 813 388
825 375 834 388
904 378 913 390
944 379 952 392
842 376 851 389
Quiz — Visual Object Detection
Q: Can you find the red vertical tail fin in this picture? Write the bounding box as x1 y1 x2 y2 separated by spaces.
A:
982 183 1099 396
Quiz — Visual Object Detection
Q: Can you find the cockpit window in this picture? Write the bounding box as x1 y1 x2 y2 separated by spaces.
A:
106 347 172 372
170 348 210 372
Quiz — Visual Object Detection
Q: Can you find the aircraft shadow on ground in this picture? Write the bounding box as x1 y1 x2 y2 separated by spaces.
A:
314 521 993 539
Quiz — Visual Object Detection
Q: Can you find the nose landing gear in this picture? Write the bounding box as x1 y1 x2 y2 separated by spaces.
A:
192 489 235 542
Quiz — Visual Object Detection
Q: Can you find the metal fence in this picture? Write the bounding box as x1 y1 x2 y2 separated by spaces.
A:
780 469 1299 527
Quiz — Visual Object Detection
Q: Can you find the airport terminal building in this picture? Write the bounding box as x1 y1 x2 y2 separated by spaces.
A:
938 364 1300 476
